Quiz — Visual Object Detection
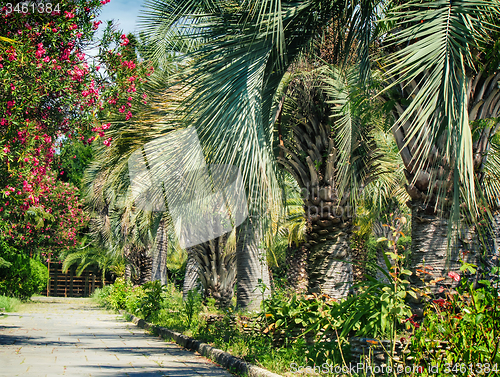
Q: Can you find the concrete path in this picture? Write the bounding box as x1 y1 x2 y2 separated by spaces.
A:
0 297 232 377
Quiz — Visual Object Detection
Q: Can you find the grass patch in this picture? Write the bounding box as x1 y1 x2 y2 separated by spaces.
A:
0 295 21 312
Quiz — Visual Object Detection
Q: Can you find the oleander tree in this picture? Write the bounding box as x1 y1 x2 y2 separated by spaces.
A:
0 0 149 297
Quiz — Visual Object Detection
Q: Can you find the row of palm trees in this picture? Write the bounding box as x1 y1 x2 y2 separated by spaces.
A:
80 0 500 310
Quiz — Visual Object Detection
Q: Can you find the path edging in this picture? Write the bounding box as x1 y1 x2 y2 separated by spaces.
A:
120 311 283 377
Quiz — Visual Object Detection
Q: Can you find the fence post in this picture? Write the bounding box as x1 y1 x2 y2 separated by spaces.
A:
69 268 74 298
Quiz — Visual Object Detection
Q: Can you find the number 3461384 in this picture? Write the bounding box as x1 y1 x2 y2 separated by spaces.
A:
3 2 61 15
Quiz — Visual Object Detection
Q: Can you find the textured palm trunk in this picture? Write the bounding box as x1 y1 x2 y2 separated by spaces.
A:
124 246 152 285
151 218 168 285
286 245 309 293
236 217 270 311
390 69 499 292
409 202 475 290
492 212 500 266
306 203 353 299
124 264 132 282
276 73 357 300
191 233 236 309
482 211 500 281
138 250 153 285
183 248 200 300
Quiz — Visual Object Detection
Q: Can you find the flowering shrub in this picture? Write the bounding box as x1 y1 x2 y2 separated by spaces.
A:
0 0 149 261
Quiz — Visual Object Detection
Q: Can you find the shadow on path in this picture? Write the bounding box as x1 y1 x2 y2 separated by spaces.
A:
0 297 232 377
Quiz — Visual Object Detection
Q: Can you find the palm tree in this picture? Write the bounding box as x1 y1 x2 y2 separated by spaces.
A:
379 1 500 288
151 216 168 284
276 65 381 299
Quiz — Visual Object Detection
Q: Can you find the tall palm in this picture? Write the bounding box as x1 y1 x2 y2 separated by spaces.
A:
379 1 500 287
277 65 381 299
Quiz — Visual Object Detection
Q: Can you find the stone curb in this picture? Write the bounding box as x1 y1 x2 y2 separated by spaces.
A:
120 311 283 377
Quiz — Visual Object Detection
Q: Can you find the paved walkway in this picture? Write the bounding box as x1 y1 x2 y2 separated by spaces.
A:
0 297 232 377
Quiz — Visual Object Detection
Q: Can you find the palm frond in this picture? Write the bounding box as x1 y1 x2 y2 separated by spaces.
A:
381 0 500 219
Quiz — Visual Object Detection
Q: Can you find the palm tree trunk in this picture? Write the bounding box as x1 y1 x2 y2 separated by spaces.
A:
151 218 168 285
307 215 353 300
124 264 132 282
191 234 236 309
409 201 476 290
492 212 500 267
481 211 500 281
138 249 153 285
286 245 308 293
236 217 270 311
183 248 200 300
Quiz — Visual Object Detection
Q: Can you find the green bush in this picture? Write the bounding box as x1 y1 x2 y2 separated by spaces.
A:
125 285 145 314
0 295 21 312
137 281 167 321
0 248 49 300
30 258 49 293
96 278 133 310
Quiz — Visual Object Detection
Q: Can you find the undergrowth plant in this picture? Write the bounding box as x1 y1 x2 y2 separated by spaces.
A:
409 279 500 372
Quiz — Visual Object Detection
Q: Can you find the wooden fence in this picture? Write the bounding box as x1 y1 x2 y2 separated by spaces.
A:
47 262 111 297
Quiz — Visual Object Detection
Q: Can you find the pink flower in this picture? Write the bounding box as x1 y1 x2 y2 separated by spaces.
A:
64 11 75 19
69 24 78 31
43 56 50 62
448 271 460 282
125 111 132 120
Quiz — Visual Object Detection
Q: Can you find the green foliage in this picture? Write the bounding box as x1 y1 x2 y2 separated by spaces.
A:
136 280 167 322
96 278 132 311
30 258 49 294
62 244 123 282
56 140 94 190
365 234 412 278
184 289 202 327
260 290 347 365
410 281 500 368
0 243 49 300
0 295 21 312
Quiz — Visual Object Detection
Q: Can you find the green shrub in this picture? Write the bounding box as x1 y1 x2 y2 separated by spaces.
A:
92 285 112 306
98 278 133 310
0 295 21 312
155 285 191 332
0 251 49 300
30 258 49 293
125 285 145 314
184 289 202 327
137 281 166 321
